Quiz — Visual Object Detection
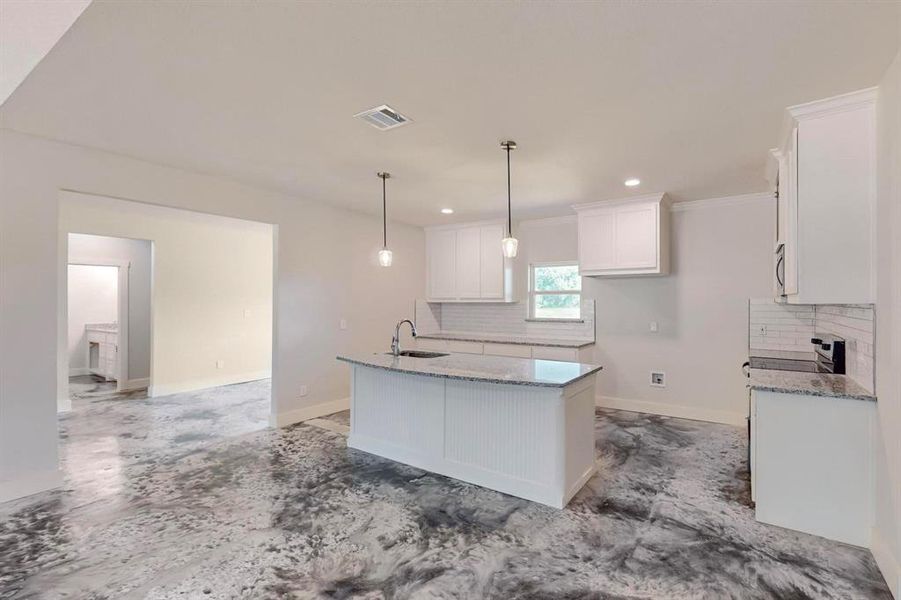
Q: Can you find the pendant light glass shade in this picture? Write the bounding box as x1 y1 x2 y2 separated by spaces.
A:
501 141 518 258
377 172 392 267
501 236 518 258
378 248 393 267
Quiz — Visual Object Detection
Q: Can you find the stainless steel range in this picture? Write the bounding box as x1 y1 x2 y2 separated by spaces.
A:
746 335 846 375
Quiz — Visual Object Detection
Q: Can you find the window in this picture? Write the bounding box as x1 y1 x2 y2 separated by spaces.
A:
529 262 581 320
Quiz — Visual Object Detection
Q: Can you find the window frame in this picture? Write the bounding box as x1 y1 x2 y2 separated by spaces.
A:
528 261 583 321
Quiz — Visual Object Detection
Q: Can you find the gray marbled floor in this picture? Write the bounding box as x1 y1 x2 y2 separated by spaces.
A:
0 377 890 599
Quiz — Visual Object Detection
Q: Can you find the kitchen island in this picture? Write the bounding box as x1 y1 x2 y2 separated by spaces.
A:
336 351 603 508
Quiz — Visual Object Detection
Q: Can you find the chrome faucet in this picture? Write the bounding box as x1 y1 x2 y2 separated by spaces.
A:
391 319 417 356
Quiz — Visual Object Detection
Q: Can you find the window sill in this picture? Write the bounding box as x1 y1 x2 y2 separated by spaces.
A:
525 318 585 323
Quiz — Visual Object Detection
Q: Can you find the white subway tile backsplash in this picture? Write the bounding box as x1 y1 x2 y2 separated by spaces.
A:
748 299 874 393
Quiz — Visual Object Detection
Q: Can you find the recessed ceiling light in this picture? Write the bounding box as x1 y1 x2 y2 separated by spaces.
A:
441 208 454 214
624 178 641 187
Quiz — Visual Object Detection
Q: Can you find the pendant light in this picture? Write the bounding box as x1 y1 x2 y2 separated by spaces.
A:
500 140 518 258
377 172 393 267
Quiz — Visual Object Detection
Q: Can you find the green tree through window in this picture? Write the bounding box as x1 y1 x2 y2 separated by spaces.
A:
531 263 581 319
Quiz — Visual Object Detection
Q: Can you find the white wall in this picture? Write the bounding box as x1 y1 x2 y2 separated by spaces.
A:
515 195 774 426
0 129 425 502
873 29 901 598
60 194 274 398
68 233 152 384
66 265 118 373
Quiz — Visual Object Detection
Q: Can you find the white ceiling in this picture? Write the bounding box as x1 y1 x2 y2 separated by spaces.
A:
1 1 898 226
0 0 91 105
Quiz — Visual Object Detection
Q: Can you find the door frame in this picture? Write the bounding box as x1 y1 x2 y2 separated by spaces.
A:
67 257 130 393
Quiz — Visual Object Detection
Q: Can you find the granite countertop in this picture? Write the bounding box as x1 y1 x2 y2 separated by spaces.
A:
749 369 876 402
85 323 118 333
337 352 603 388
416 331 595 349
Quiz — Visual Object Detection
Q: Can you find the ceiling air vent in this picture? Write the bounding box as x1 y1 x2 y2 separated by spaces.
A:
354 105 412 131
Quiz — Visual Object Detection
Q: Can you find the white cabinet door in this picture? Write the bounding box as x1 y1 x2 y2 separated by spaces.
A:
615 204 657 268
578 210 616 272
479 224 504 299
784 127 799 295
455 227 482 298
428 229 457 299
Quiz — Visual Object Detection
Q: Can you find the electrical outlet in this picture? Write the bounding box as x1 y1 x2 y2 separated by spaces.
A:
244 309 252 319
649 321 659 333
299 385 308 397
216 360 225 369
650 371 666 387
758 324 767 337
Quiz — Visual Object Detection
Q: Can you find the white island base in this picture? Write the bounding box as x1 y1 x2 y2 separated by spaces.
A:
346 365 598 509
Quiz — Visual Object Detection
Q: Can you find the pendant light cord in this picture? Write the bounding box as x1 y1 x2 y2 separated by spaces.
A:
382 174 387 248
505 144 512 237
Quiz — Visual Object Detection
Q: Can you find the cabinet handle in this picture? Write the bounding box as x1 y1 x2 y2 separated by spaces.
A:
775 255 784 287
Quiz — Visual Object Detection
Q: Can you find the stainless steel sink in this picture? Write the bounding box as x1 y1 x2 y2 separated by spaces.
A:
386 350 449 359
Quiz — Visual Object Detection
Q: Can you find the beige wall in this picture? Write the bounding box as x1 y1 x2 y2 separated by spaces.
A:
0 129 425 501
516 195 774 425
874 33 901 597
61 193 274 398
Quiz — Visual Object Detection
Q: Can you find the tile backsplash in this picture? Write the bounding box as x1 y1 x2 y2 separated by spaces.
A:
415 299 595 341
749 299 875 392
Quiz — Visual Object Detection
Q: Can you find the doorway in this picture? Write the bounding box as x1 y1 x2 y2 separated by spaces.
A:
65 233 153 407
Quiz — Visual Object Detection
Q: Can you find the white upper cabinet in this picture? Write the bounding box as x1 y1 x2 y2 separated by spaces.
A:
573 193 671 277
478 223 506 299
454 226 482 298
427 228 457 300
426 220 513 302
768 88 875 305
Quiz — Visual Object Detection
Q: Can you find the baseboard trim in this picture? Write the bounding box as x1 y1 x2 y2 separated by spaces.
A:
68 367 90 376
0 469 63 504
597 395 746 427
271 397 350 428
871 526 901 599
149 370 270 398
121 377 150 391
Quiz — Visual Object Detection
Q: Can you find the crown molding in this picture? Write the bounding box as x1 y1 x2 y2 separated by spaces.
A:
572 192 668 212
778 87 877 149
670 192 773 212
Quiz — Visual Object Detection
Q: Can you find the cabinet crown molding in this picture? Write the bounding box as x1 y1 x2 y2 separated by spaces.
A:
572 192 669 212
779 87 877 149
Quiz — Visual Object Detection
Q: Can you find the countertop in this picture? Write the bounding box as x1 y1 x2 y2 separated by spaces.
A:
336 352 603 388
749 369 876 402
416 331 595 349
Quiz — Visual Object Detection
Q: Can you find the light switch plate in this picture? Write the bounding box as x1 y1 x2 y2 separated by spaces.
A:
216 360 225 369
340 319 348 330
649 321 659 333
299 385 308 397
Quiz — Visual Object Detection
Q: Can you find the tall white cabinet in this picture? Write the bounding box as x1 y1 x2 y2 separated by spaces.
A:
768 88 876 304
425 220 513 302
573 193 670 277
